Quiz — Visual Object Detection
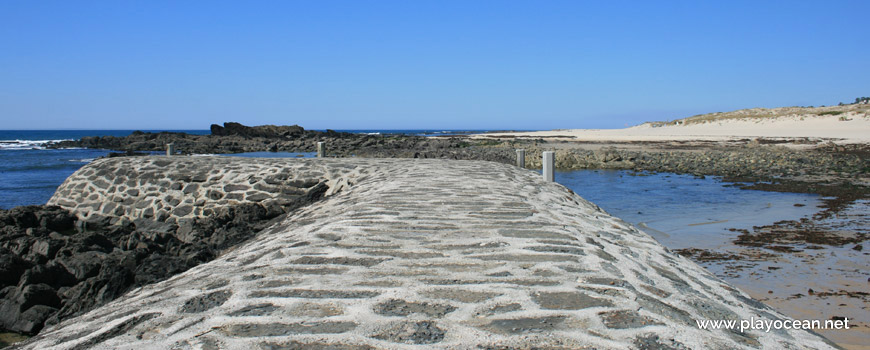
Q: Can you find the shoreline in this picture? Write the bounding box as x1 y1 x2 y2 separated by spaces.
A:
673 190 868 349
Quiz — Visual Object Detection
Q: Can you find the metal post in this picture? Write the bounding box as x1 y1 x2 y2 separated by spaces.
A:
166 143 175 156
542 151 554 182
516 149 525 168
317 142 325 158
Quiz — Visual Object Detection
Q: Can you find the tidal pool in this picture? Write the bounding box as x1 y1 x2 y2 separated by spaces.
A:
555 169 821 249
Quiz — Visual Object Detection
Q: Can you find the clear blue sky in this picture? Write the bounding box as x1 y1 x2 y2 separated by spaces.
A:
1 1 867 130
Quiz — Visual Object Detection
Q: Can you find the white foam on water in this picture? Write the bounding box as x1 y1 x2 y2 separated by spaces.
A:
0 139 71 150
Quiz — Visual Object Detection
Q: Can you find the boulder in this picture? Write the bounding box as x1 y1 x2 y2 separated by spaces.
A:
29 239 62 260
0 249 31 287
17 263 77 288
56 251 105 281
4 206 39 228
16 284 61 310
14 305 57 334
0 283 61 334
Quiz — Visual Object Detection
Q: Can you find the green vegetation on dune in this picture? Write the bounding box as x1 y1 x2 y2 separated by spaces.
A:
647 97 869 127
818 111 844 116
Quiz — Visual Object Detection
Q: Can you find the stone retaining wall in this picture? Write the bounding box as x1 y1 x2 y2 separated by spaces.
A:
48 156 357 222
19 157 838 349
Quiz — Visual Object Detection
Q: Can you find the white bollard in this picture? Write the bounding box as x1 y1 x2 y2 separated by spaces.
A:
542 151 554 182
166 143 175 156
516 149 525 168
317 142 325 158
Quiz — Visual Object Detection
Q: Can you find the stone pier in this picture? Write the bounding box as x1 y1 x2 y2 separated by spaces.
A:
18 157 837 349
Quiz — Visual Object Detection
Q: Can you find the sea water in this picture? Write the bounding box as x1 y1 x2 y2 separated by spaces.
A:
554 170 820 249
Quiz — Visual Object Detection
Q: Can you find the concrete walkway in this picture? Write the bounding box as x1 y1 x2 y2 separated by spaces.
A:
21 157 837 349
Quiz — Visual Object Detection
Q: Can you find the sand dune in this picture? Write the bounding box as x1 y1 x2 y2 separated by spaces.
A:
477 106 870 144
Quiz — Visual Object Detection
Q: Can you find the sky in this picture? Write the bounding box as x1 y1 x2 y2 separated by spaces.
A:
1 1 868 130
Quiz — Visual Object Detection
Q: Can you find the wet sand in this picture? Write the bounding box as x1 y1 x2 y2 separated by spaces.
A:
678 199 870 349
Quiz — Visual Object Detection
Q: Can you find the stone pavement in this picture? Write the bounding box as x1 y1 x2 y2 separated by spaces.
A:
20 157 837 349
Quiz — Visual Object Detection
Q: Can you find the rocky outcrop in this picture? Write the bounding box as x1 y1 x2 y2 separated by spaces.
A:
511 144 868 181
0 202 326 335
45 122 396 155
209 122 307 138
12 157 838 349
44 123 518 165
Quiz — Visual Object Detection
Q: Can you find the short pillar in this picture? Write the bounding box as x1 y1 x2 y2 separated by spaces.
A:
516 149 525 168
542 151 554 182
166 143 175 156
317 142 325 158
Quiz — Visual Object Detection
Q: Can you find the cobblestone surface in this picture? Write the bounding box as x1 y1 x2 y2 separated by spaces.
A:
18 157 838 349
47 156 353 222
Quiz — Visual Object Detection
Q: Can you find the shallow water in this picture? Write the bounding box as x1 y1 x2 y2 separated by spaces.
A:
555 169 821 249
0 148 116 209
0 332 28 348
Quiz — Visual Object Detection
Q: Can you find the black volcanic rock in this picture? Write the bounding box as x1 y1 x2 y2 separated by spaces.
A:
17 263 76 289
42 122 521 168
0 283 61 334
0 181 330 335
47 122 379 154
43 122 519 166
0 249 31 287
210 122 306 138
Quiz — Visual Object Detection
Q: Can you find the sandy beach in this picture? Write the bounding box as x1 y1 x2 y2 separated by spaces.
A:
475 106 870 145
